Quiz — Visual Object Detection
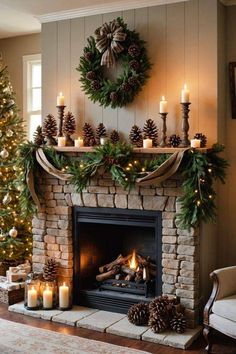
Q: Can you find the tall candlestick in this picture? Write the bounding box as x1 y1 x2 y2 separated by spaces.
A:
43 286 53 309
59 282 69 309
179 102 191 147
28 286 37 308
57 92 65 106
159 96 168 113
181 84 190 103
159 112 168 147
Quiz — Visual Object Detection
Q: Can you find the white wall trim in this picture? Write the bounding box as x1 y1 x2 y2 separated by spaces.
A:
37 0 189 23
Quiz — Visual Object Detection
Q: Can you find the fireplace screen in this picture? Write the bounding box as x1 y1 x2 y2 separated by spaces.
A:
73 207 162 314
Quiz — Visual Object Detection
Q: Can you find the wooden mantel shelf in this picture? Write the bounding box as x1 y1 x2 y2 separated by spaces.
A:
54 146 208 154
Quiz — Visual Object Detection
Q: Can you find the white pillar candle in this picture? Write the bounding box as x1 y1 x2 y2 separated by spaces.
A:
59 283 69 309
191 139 201 148
100 137 107 145
74 138 84 148
58 137 66 147
181 84 190 103
143 138 153 149
159 96 168 113
43 286 53 309
28 286 37 308
57 92 65 106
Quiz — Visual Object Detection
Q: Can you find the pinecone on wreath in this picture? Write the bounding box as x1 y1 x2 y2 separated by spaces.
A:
169 313 187 333
121 82 131 93
91 80 101 91
96 123 107 144
110 130 120 144
143 119 158 147
33 125 45 146
127 303 150 326
43 258 57 282
129 125 143 147
194 133 207 148
169 134 181 148
43 114 58 146
128 44 141 58
63 111 76 146
148 312 168 333
129 60 140 72
83 123 95 147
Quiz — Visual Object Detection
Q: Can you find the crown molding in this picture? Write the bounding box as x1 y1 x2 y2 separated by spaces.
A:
220 0 236 5
37 0 188 23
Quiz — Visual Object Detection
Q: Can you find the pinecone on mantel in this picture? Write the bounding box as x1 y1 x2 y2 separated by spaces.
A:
63 111 76 146
143 119 158 147
43 114 58 146
83 123 95 147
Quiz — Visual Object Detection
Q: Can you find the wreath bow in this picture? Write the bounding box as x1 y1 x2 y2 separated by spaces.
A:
95 20 127 67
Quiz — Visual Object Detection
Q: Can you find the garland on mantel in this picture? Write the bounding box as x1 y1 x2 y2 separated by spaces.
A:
16 141 228 229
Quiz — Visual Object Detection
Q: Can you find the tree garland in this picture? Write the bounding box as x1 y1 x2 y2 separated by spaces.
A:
77 17 151 108
16 142 228 229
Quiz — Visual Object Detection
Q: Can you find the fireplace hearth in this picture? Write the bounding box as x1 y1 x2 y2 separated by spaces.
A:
73 207 162 313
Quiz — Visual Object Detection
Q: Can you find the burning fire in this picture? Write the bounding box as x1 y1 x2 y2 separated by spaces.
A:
129 250 138 270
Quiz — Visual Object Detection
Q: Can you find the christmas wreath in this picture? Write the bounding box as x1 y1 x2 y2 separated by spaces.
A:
77 17 151 109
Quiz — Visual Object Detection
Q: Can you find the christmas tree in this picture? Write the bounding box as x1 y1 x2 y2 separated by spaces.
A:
0 66 32 263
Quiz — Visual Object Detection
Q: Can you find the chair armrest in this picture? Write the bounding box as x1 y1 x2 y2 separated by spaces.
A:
204 272 219 325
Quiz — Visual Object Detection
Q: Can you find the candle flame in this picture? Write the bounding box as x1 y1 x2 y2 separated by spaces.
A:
59 92 63 96
129 250 138 270
184 83 187 90
143 267 147 281
161 95 165 101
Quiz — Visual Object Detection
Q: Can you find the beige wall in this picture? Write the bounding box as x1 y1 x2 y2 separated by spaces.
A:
0 33 41 115
42 0 219 145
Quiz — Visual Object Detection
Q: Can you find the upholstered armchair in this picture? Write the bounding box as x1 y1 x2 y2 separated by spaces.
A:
203 266 236 352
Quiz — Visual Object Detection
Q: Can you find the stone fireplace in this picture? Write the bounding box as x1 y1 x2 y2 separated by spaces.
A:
32 154 200 328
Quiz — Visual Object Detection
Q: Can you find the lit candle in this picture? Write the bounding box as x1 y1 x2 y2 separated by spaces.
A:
191 139 201 148
100 137 108 146
28 286 37 308
159 96 168 113
59 282 69 309
43 285 53 309
74 137 84 148
57 92 65 106
143 138 153 149
181 84 190 103
58 136 66 147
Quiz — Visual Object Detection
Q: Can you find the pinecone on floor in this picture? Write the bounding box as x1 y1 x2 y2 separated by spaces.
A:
129 125 143 147
96 123 107 144
43 258 57 282
169 313 187 333
43 114 58 145
63 111 76 146
143 119 158 146
169 134 181 148
127 303 150 326
33 125 45 146
149 296 171 317
194 133 207 148
148 313 168 333
110 130 120 144
82 123 95 146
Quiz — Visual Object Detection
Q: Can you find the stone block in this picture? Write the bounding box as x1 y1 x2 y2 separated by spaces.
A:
162 253 177 259
71 193 83 206
44 235 56 244
164 187 183 197
64 184 76 193
45 178 58 185
162 244 177 254
55 206 72 215
47 215 59 221
140 187 155 196
47 244 59 251
116 187 128 195
162 283 176 294
46 228 59 237
177 245 197 256
54 193 65 200
178 236 197 246
109 187 116 194
162 236 177 244
165 197 176 211
114 194 127 209
178 276 198 285
47 250 61 259
33 248 46 255
156 187 164 195
82 193 97 207
60 244 73 252
33 241 46 250
33 235 44 242
46 200 57 207
36 213 46 220
162 274 176 284
163 268 179 276
88 186 109 194
162 259 180 269
61 253 73 260
162 228 177 236
32 255 46 263
178 255 197 262
59 259 73 268
32 218 46 229
162 219 174 228
56 200 67 206
181 261 198 271
143 196 167 211
97 194 114 208
40 185 52 192
58 220 70 230
65 193 72 206
32 228 46 236
57 268 73 277
107 317 149 339
180 298 199 310
177 228 199 237
46 221 58 228
53 185 63 193
129 186 140 195
180 269 196 277
58 229 71 237
44 192 54 200
56 237 73 245
52 306 99 326
98 179 114 187
176 289 197 299
77 310 126 332
128 195 143 210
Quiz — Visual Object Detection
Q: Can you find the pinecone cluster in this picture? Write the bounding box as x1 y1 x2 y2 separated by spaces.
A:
110 130 120 144
127 303 149 326
194 133 207 148
33 125 45 146
129 125 143 147
43 258 57 282
169 134 181 148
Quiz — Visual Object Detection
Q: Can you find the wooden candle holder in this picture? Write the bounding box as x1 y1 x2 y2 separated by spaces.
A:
159 112 168 147
179 102 191 147
56 105 66 137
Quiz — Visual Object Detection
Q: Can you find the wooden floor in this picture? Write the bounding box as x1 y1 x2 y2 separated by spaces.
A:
0 304 235 353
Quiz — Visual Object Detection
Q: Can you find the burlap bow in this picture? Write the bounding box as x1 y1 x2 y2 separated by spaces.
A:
95 20 127 67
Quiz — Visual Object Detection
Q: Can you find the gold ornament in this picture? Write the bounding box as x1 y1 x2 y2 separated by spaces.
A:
9 226 18 238
0 148 9 159
3 193 12 205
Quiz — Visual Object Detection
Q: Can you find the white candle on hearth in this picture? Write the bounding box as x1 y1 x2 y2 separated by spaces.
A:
59 282 69 309
181 84 190 103
191 139 201 148
159 96 168 113
28 286 37 308
57 92 65 106
143 138 152 149
43 285 53 309
58 137 66 147
74 137 84 148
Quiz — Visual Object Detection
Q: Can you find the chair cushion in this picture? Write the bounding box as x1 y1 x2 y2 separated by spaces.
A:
212 295 236 322
209 313 236 338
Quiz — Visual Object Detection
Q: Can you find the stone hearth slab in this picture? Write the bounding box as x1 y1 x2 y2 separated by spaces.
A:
76 310 126 332
142 326 202 349
52 306 99 326
107 317 149 339
8 302 62 320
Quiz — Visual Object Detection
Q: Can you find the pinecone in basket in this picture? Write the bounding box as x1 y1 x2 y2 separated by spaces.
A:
110 130 120 144
43 258 57 282
194 132 207 148
127 303 150 326
43 114 58 145
63 111 76 146
82 123 95 147
149 296 171 317
143 119 158 146
169 313 187 333
168 134 181 148
96 123 107 144
129 125 143 148
33 125 45 146
148 312 168 333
